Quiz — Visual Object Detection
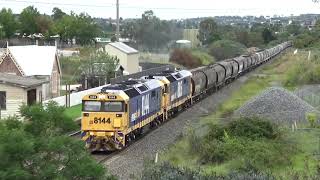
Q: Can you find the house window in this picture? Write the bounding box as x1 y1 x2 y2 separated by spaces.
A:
0 91 6 110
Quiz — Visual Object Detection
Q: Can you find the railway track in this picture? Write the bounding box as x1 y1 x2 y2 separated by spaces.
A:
67 45 292 169
68 130 81 137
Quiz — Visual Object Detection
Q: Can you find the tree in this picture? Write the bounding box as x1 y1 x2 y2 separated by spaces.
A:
137 10 171 50
55 12 101 45
236 31 249 46
36 15 54 36
262 28 275 44
121 10 176 51
0 25 5 39
54 13 77 41
75 13 101 45
0 8 17 38
209 40 246 61
247 32 264 47
19 6 40 35
52 7 66 21
286 23 301 35
198 18 220 45
0 103 114 179
81 50 120 83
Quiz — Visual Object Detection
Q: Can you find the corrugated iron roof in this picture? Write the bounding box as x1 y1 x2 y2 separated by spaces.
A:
8 45 58 76
108 42 138 54
0 72 49 88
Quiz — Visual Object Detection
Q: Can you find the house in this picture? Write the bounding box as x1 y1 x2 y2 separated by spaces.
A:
0 45 61 99
105 42 139 74
0 73 49 119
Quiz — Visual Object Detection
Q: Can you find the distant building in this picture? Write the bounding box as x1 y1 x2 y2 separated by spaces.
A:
175 40 192 49
0 73 49 119
183 29 201 48
94 37 111 48
0 45 61 99
105 42 139 74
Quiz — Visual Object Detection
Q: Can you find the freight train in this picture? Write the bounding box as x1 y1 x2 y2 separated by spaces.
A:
81 42 292 151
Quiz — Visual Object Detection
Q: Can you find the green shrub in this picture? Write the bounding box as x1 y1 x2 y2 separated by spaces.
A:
284 55 320 87
227 117 279 140
197 118 296 172
20 101 78 136
191 50 215 65
306 112 317 128
141 162 276 180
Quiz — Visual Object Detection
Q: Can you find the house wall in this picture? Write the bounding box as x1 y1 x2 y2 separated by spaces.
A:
0 84 26 119
0 54 23 76
0 84 44 119
105 45 139 74
51 56 61 98
127 53 140 74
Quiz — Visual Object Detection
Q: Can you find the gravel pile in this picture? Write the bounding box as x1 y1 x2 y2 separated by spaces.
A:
235 87 319 124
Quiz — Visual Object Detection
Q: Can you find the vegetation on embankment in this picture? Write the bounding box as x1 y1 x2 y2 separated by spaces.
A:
284 50 320 87
0 102 115 179
142 50 320 179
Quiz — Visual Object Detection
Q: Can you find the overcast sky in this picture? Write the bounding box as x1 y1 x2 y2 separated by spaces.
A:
0 0 319 19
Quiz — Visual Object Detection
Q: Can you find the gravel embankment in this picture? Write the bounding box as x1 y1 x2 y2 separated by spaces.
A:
235 87 319 124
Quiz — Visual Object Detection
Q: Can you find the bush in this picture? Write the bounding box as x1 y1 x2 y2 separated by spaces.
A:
209 40 246 61
0 103 113 180
191 50 215 65
284 54 320 87
169 48 202 69
20 101 78 136
227 117 279 140
141 162 276 180
197 118 296 172
306 112 317 128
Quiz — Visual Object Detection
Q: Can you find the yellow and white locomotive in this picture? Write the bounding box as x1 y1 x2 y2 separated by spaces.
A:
81 70 192 151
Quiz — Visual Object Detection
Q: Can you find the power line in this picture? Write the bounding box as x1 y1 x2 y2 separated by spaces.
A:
0 0 115 8
0 0 306 12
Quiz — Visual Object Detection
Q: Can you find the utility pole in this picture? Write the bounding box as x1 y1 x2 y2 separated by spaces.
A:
116 0 120 41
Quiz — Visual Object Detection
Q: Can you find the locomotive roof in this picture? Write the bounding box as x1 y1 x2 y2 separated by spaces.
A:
101 78 162 98
147 70 191 82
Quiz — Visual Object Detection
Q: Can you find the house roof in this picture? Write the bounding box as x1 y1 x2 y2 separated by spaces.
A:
0 73 49 88
8 45 58 76
108 42 138 54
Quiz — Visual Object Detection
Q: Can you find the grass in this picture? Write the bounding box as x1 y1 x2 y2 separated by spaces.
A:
161 50 320 176
64 104 82 120
274 129 320 178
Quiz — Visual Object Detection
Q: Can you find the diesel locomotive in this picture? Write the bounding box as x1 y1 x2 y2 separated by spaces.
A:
81 41 292 151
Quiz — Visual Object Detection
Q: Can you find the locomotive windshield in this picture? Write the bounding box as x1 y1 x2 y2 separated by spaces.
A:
103 101 124 112
83 101 124 112
83 101 101 111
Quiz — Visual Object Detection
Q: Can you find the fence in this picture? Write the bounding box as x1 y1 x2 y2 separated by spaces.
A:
43 84 109 107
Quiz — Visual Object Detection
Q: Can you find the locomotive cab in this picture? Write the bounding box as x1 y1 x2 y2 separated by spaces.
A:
81 92 129 151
